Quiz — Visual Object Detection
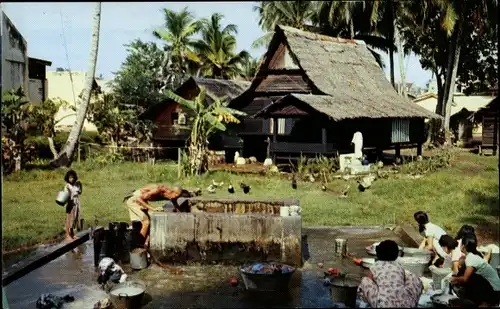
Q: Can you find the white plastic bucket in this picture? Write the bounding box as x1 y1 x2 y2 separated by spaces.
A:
289 205 301 216
280 206 290 217
56 190 70 206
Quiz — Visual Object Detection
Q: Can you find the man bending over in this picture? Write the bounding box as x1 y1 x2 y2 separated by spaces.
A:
125 184 184 247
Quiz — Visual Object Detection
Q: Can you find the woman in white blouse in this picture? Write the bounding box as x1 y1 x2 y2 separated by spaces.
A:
439 225 492 273
414 211 448 263
451 235 500 306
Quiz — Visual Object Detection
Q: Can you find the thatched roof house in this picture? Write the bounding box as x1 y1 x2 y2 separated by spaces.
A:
251 25 439 120
140 77 250 146
140 77 250 120
227 25 440 162
468 96 498 154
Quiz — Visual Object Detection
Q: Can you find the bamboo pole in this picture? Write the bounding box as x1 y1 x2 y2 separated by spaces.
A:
177 147 182 179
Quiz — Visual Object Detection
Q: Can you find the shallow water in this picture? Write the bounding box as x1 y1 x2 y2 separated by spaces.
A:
4 227 405 308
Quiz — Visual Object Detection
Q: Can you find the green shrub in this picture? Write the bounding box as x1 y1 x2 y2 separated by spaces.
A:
24 131 102 160
296 155 340 183
401 149 455 175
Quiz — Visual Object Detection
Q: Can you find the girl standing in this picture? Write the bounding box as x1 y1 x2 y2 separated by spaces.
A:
64 170 82 241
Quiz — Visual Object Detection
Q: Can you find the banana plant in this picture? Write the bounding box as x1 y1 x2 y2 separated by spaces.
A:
164 87 246 175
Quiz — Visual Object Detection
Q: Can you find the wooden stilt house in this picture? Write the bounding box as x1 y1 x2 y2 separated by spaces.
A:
229 25 441 162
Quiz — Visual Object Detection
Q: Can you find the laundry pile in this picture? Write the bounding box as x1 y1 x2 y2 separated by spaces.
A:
35 294 74 309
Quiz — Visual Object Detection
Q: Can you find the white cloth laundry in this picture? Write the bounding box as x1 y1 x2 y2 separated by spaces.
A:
98 257 127 283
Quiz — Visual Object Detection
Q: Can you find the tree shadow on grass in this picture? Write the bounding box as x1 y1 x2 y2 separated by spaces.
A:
462 185 500 243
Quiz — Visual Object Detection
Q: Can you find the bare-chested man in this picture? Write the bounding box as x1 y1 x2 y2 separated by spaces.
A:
125 184 183 246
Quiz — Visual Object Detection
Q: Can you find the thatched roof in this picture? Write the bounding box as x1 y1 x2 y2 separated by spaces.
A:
468 96 498 121
139 77 250 120
189 77 250 101
255 93 437 120
252 25 440 120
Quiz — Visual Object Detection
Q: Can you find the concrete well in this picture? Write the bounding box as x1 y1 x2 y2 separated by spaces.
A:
149 198 302 266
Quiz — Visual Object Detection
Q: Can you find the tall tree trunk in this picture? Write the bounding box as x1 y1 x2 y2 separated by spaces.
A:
395 27 406 97
441 17 464 144
388 0 396 89
47 137 58 159
431 70 445 145
51 3 102 167
349 20 355 39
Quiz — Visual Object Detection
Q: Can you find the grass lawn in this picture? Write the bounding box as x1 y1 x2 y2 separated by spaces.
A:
2 150 498 252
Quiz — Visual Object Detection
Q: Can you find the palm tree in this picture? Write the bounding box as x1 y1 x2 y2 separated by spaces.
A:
252 1 387 69
440 0 497 136
240 57 260 81
255 1 317 31
251 1 317 49
164 87 246 175
51 2 101 167
315 1 390 69
153 7 202 87
194 13 250 79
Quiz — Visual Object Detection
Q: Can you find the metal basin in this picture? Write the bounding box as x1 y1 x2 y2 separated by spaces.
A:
402 247 432 259
360 257 375 269
397 256 429 277
240 263 295 292
431 293 458 308
330 276 360 308
366 242 403 256
109 280 146 309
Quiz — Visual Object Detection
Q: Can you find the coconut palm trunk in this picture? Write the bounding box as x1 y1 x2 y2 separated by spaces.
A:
388 0 396 89
395 27 406 97
441 5 464 145
51 2 102 167
441 26 463 130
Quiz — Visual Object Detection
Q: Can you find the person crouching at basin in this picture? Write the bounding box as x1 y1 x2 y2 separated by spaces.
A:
358 240 423 308
439 230 492 274
414 211 448 265
450 235 500 307
124 184 183 247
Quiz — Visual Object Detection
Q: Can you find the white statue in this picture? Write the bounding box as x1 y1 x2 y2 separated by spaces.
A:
351 131 363 159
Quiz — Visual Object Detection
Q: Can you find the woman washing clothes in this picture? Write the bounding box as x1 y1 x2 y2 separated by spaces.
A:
439 225 492 273
450 235 500 306
414 211 448 265
358 240 423 308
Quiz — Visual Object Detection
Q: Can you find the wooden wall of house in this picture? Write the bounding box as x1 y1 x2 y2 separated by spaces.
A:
270 117 426 155
151 86 202 141
481 107 499 147
240 97 273 135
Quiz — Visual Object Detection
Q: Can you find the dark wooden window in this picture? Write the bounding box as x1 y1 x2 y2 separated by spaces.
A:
391 119 410 143
171 112 179 125
270 118 286 135
177 112 186 125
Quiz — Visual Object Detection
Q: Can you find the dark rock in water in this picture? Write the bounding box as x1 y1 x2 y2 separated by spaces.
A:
164 198 189 212
93 298 112 309
240 183 251 194
36 294 74 309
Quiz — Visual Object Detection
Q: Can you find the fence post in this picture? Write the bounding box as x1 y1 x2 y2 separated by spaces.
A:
177 147 182 179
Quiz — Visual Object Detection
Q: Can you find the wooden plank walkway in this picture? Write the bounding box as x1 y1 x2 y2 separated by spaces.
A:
2 227 103 286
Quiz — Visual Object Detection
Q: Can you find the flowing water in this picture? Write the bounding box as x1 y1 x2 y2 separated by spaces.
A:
4 227 405 308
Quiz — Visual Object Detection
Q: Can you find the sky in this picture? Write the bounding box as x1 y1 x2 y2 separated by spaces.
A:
3 2 433 87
